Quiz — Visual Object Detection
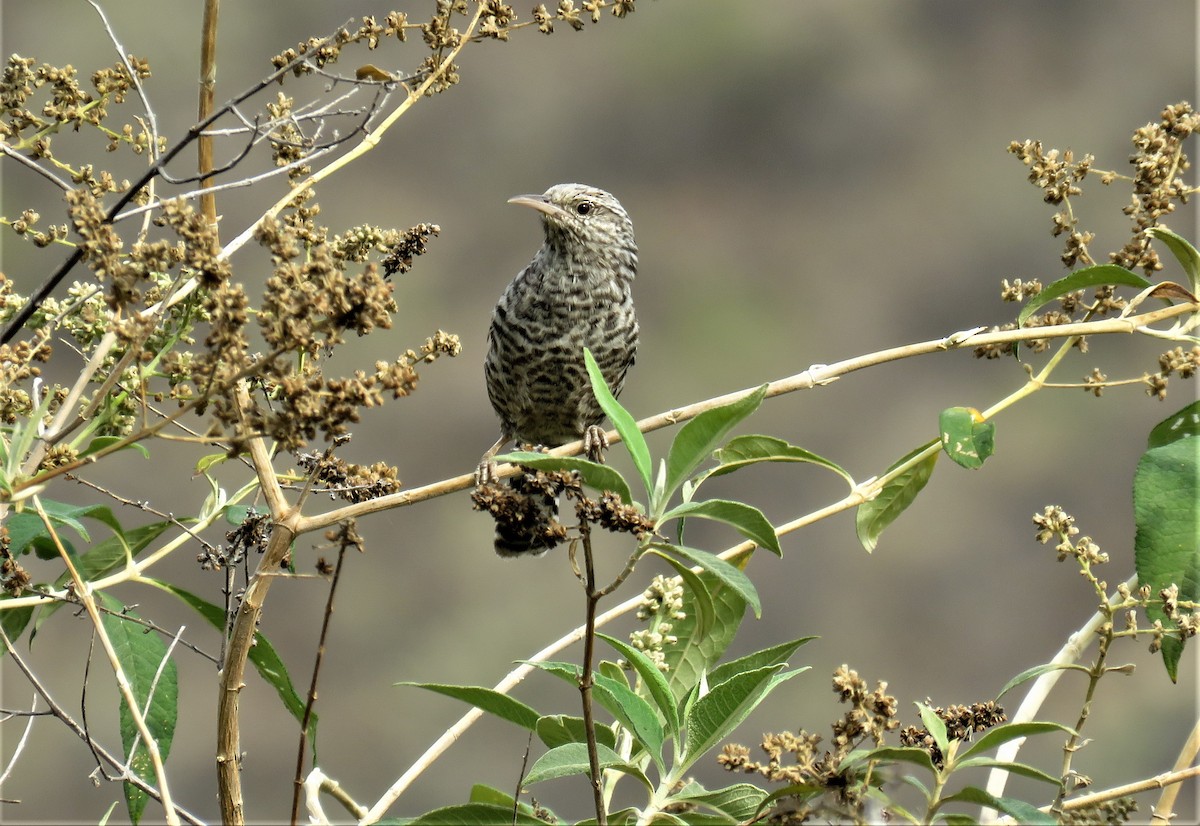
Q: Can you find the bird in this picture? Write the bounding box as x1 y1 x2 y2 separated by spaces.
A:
482 183 639 556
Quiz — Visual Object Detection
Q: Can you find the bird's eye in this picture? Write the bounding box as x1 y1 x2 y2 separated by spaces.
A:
575 201 593 216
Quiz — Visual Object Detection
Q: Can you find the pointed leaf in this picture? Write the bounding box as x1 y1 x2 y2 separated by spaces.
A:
839 745 937 774
585 348 652 493
1146 226 1200 293
597 632 680 738
917 702 950 756
98 593 176 826
681 663 802 770
995 662 1089 701
660 499 781 554
494 451 634 506
1133 424 1199 682
523 742 652 790
954 756 1060 785
958 721 1074 761
592 673 666 772
1148 399 1200 449
535 714 617 751
1017 263 1150 327
671 782 769 821
651 544 760 618
665 385 767 500
395 683 540 730
939 407 996 469
938 786 1056 825
79 436 150 460
706 434 854 488
707 637 816 689
655 552 715 639
856 442 939 552
409 802 548 825
662 552 751 702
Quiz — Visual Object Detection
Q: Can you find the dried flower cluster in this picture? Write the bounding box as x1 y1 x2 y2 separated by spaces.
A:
296 451 401 504
718 665 900 820
1033 505 1108 565
898 700 1007 768
471 466 653 554
979 102 1196 363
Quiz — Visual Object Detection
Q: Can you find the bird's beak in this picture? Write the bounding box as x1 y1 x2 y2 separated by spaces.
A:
508 194 571 222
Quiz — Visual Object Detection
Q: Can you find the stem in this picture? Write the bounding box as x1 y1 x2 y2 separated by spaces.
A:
578 524 607 825
291 537 350 825
1151 716 1200 823
198 0 221 228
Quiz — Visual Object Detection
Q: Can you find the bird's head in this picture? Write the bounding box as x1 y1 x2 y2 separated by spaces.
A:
508 183 635 255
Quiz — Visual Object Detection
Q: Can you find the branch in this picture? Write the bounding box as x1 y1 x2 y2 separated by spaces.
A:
300 301 1198 533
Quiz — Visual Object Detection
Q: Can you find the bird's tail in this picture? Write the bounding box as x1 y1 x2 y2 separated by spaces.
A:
492 472 566 557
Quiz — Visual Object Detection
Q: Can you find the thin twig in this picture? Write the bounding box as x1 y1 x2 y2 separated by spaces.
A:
0 694 38 786
198 0 220 227
578 525 607 825
32 495 180 826
290 537 351 826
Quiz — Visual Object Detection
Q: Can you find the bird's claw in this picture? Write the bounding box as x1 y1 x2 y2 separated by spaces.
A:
584 425 609 463
474 459 497 487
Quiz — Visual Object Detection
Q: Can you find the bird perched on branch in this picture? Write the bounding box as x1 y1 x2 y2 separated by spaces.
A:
480 183 639 556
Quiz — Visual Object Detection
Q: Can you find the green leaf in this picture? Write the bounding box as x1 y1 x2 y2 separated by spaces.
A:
839 745 937 774
663 552 750 703
32 522 171 638
754 783 825 819
493 451 635 506
953 756 1060 785
670 782 769 821
585 348 652 493
651 544 760 619
957 721 1075 761
659 499 781 555
523 742 652 790
0 602 34 654
937 786 1056 825
856 442 939 552
7 499 107 556
466 784 555 822
395 683 540 731
1017 263 1151 327
917 702 950 757
706 637 816 689
1148 399 1200 449
995 662 1090 701
938 407 996 470
535 714 617 751
79 435 150 460
1146 226 1200 293
98 593 177 826
655 552 715 639
597 632 680 739
195 451 229 475
681 663 803 771
146 581 316 745
664 385 767 502
222 504 261 526
706 434 854 488
1133 428 1199 682
591 672 666 772
408 803 548 825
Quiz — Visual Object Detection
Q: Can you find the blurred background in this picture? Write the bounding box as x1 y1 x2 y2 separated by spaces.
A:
1 1 1197 822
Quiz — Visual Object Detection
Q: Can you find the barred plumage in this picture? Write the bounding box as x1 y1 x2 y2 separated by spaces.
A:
484 183 639 556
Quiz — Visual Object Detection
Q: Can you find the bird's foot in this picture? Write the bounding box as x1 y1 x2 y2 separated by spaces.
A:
584 425 609 464
474 459 496 486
